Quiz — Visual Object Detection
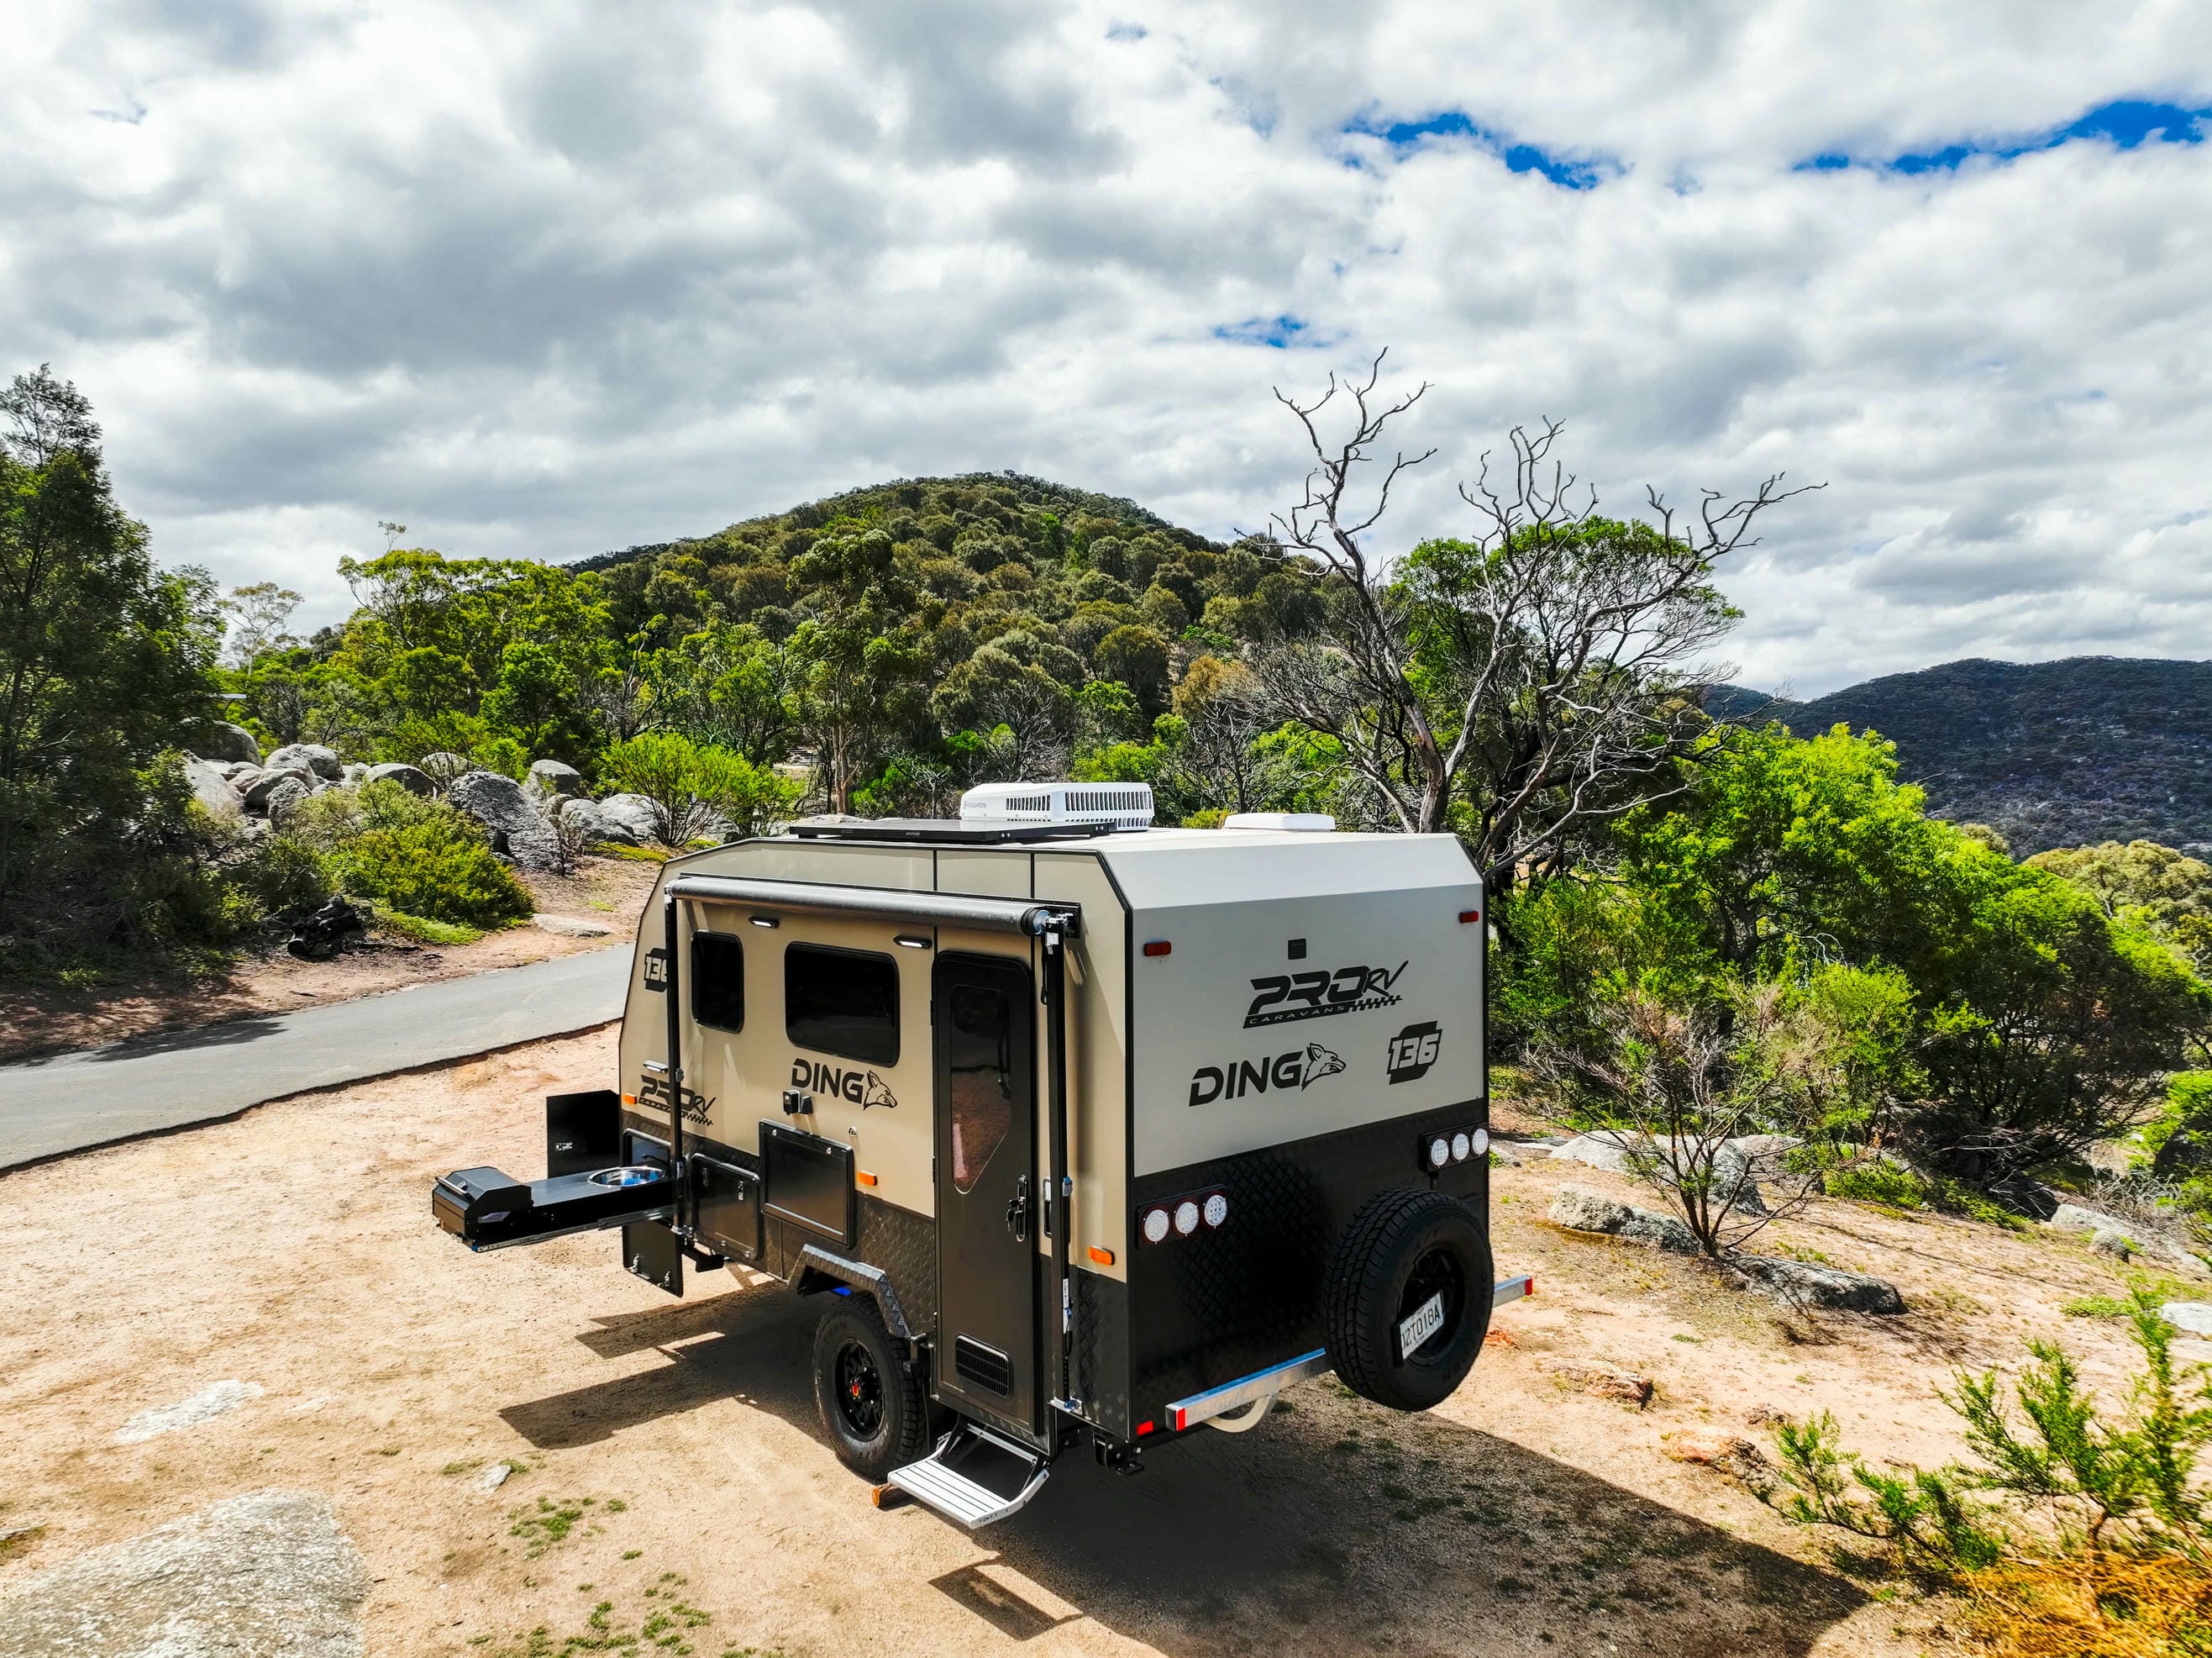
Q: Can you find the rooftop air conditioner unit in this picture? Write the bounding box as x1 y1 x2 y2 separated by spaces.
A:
959 782 1155 832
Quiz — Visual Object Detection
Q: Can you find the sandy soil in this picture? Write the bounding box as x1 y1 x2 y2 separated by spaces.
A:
0 1037 2172 1658
0 856 660 1063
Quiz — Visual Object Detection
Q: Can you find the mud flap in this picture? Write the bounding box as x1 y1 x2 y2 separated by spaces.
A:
623 1220 684 1297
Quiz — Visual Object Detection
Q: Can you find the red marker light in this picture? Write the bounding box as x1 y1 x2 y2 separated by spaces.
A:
1458 909 1480 924
1143 940 1172 957
1136 1419 1155 1436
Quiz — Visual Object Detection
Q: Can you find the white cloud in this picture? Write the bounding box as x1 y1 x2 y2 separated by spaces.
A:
2 0 2209 691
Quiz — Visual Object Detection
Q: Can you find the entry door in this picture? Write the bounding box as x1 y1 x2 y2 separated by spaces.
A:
933 953 1038 1434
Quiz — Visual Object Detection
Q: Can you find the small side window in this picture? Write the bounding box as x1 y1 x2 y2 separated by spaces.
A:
785 943 899 1066
691 932 745 1032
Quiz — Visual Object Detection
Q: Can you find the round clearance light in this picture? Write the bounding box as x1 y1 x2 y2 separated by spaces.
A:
1429 1136 1452 1170
1202 1192 1229 1229
1174 1199 1201 1237
1471 1129 1490 1158
1141 1207 1172 1245
1451 1131 1471 1163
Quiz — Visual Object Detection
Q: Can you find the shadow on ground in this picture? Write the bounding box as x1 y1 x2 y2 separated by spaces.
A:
502 1285 1868 1655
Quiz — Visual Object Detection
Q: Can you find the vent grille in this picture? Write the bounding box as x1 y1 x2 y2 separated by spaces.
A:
954 1334 1012 1396
958 782 1154 831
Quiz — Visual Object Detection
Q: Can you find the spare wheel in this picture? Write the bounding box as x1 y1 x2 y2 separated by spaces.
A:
1325 1187 1493 1411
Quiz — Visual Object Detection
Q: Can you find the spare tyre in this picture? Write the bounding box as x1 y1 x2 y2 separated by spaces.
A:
1325 1187 1493 1411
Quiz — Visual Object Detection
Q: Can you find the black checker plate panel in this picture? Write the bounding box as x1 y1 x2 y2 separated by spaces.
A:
853 1192 938 1335
1072 1268 1132 1436
1129 1100 1486 1424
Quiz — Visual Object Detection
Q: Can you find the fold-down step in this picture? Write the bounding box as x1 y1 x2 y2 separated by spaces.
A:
888 1422 1050 1529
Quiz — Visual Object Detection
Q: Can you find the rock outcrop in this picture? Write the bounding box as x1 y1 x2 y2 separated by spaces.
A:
1548 1184 1701 1254
1731 1255 1906 1314
364 762 434 797
264 743 342 782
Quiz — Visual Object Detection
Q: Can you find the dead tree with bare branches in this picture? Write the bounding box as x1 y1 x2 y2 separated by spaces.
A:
1261 353 1818 921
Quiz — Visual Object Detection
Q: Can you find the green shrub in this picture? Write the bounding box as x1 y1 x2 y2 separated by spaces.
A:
1826 1161 1930 1208
1768 1287 2212 1653
232 834 335 918
334 810 532 929
292 782 531 929
369 906 485 946
599 732 798 845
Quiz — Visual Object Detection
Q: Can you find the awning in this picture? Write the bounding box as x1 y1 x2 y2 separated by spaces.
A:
665 874 1080 938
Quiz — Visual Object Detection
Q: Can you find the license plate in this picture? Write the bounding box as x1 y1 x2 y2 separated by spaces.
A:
1398 1291 1446 1359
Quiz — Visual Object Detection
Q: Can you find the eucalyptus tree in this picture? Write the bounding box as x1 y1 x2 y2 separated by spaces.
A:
1261 353 1815 914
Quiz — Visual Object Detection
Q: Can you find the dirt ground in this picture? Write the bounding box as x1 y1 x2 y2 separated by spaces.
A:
0 1033 2173 1658
0 855 660 1063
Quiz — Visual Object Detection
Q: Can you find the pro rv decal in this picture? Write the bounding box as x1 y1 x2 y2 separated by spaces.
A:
1244 962 1408 1028
791 1057 899 1108
638 1071 713 1124
1385 1020 1442 1086
1189 1042 1346 1107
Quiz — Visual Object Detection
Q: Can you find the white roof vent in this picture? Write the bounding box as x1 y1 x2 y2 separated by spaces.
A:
959 782 1155 832
1221 812 1336 833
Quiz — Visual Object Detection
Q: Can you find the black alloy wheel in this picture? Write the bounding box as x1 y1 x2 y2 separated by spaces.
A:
1398 1242 1469 1361
834 1339 885 1440
812 1297 932 1482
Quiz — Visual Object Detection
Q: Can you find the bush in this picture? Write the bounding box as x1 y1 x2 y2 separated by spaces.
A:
1826 1161 1929 1208
600 732 798 845
1768 1287 2212 1655
292 780 532 929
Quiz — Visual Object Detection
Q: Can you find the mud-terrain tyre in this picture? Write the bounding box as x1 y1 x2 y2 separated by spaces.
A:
812 1298 932 1482
1326 1187 1493 1412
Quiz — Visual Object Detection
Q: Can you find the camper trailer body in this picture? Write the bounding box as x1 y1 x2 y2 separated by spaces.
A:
433 813 1505 1525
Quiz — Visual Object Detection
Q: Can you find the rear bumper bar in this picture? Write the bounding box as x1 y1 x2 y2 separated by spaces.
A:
1165 1273 1537 1431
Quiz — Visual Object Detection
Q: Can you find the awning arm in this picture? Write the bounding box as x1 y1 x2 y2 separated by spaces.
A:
665 874 1080 939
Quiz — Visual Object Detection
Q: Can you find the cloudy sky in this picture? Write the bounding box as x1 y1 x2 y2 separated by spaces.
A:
6 1 2209 694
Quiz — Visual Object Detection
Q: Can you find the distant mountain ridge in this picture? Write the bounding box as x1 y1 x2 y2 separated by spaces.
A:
1709 657 2212 855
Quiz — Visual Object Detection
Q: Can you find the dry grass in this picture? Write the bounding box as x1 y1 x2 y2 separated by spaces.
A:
1966 1555 2212 1657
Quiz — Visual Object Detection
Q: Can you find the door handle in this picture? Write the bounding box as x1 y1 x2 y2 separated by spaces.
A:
1006 1176 1030 1243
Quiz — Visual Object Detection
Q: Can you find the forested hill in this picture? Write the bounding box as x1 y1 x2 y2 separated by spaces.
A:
1708 657 2212 855
568 471 1206 575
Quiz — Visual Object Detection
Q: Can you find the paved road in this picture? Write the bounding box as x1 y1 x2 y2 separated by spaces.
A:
0 947 633 1172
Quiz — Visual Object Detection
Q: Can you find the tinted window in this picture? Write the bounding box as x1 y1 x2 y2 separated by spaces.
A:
785 943 899 1066
691 932 744 1032
947 982 1015 1194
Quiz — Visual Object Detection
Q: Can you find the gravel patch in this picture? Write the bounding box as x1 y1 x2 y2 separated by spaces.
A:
115 1380 262 1444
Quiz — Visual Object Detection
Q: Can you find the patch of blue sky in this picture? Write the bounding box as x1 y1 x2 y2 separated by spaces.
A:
1213 316 1321 349
1342 109 1620 190
1795 97 2209 175
1106 21 1147 41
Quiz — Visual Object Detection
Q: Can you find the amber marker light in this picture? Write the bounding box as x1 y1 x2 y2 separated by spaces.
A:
620 1092 638 1105
856 1171 879 1187
1087 1245 1115 1266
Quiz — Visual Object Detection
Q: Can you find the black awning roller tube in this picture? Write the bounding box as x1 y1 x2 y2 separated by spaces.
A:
664 874 1080 940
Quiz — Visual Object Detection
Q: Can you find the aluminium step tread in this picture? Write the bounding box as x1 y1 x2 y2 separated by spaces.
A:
886 1429 1051 1529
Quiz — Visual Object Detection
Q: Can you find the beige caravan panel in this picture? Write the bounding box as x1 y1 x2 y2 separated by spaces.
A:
1035 854 1130 1280
935 847 1032 900
664 904 938 1218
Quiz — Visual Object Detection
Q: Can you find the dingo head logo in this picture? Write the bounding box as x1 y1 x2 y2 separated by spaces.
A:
1300 1043 1347 1087
791 1056 899 1108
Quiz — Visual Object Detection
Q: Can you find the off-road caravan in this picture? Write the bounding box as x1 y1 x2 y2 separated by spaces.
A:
431 784 1526 1528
